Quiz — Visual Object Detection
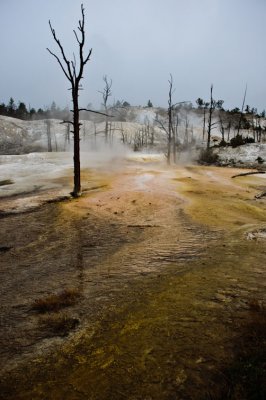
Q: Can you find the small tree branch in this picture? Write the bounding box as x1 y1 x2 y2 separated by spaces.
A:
60 120 74 125
73 29 81 44
71 60 77 79
172 101 189 108
83 48 92 66
78 108 114 117
47 48 72 82
255 191 266 199
48 20 73 83
231 171 265 178
155 118 169 137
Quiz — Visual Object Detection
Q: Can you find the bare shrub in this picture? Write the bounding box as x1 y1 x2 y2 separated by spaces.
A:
39 313 79 336
198 148 219 165
33 288 81 313
0 179 14 186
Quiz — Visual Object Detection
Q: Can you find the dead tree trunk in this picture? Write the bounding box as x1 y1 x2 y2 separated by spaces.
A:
184 115 189 146
227 120 232 142
202 102 209 141
46 119 52 152
47 4 92 197
203 106 206 141
172 113 178 163
219 115 225 142
150 125 154 146
237 84 247 137
207 85 215 149
99 75 112 143
167 74 174 164
155 77 187 165
190 125 194 143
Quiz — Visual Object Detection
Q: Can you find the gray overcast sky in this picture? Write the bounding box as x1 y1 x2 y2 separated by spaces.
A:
0 0 265 111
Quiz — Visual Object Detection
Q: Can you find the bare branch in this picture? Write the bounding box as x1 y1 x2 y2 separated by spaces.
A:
71 60 77 79
73 52 76 67
73 29 81 44
76 4 86 81
48 20 73 83
83 48 92 66
60 120 74 125
172 101 190 108
100 75 112 109
47 48 72 82
78 108 114 117
232 171 265 179
155 119 169 136
255 191 266 199
237 84 248 136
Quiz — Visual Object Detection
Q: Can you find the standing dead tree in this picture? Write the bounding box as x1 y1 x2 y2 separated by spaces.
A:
99 75 112 143
45 119 52 152
155 74 175 163
207 85 215 149
155 75 188 164
206 85 224 149
166 74 174 164
47 4 93 197
226 119 232 142
219 115 225 143
184 115 189 146
236 84 247 137
202 101 209 140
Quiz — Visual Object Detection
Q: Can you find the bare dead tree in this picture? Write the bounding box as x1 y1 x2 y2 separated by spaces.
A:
171 111 177 163
155 78 188 164
99 75 112 143
219 114 225 143
254 114 262 142
184 115 189 146
227 119 232 142
53 130 58 151
190 125 194 143
47 4 92 197
150 125 155 146
154 90 171 161
120 125 127 144
206 84 219 149
166 74 175 164
155 74 175 164
202 101 209 140
154 75 189 163
237 84 247 137
45 119 52 152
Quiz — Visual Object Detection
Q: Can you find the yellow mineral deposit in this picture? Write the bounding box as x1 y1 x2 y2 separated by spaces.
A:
0 158 265 399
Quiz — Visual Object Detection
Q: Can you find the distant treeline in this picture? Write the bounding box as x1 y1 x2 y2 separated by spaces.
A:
0 97 135 121
0 96 265 122
0 98 70 120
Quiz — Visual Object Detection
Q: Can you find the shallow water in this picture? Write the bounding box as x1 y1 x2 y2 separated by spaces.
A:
0 161 265 399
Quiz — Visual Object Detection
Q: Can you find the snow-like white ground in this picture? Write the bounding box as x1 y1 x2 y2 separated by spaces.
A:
217 144 266 165
0 141 132 197
1 109 266 209
2 108 265 157
0 152 73 198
